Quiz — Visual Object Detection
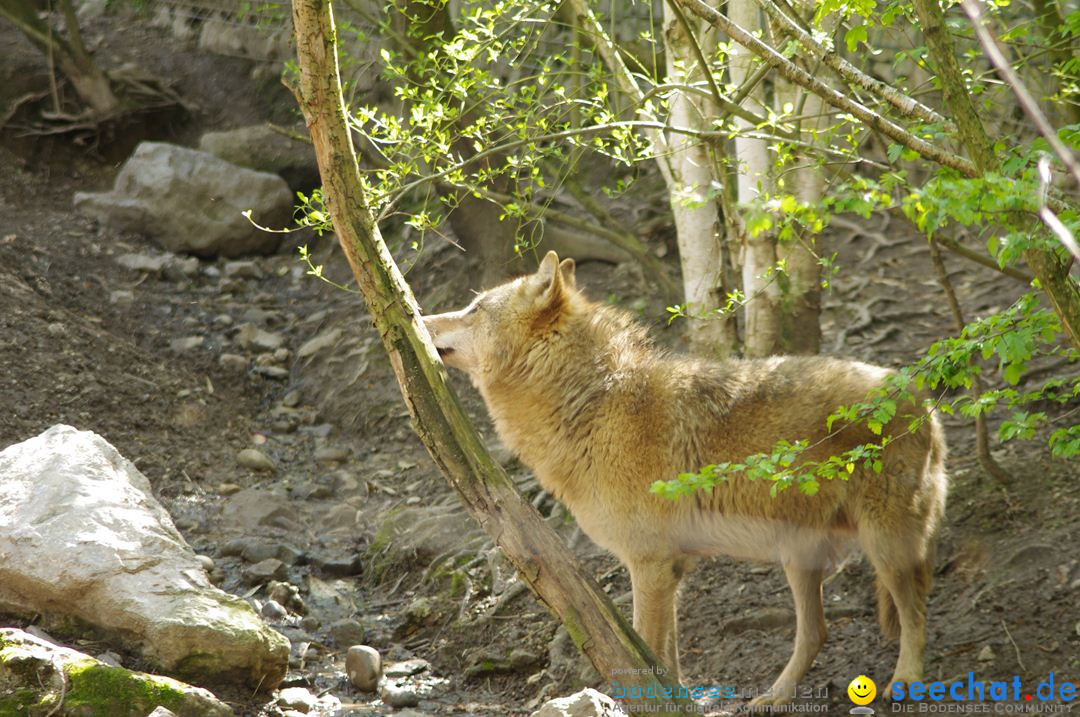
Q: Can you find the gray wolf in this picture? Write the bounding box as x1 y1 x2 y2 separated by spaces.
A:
422 251 947 705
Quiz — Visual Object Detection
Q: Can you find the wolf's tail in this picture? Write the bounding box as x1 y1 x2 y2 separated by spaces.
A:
875 549 935 641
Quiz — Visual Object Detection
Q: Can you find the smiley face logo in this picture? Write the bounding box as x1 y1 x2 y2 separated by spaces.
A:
848 675 876 705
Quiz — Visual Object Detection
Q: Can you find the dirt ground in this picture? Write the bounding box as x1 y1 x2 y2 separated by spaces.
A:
1 9 1078 717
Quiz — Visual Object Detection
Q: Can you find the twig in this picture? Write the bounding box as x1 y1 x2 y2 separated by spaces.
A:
755 0 954 130
1001 619 1026 672
42 659 67 717
962 0 1080 192
673 0 978 175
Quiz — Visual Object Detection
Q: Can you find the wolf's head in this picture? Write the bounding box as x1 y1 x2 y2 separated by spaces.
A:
422 251 577 382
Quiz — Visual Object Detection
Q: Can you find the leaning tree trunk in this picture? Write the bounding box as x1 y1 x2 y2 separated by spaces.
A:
662 0 739 357
287 0 694 709
0 0 119 115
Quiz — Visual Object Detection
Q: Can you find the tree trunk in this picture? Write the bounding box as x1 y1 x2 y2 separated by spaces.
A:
663 0 738 357
0 0 119 116
287 0 694 709
728 0 783 358
913 0 1080 353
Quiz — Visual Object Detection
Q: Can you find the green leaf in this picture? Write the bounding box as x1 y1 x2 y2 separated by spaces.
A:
845 24 868 53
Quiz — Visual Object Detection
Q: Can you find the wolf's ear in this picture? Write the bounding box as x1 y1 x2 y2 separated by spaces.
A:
559 258 576 290
534 251 564 298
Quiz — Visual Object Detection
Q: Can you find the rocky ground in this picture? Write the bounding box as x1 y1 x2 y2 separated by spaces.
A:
1 8 1078 717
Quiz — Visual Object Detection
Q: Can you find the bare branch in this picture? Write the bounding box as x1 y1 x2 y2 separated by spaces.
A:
673 0 978 176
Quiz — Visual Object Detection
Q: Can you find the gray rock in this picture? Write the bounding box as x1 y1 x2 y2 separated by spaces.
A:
0 631 233 716
297 328 342 359
74 142 291 257
235 323 285 351
222 488 297 532
282 390 302 408
328 618 366 647
237 448 275 472
219 353 249 373
529 688 625 717
110 289 135 304
117 252 167 273
195 554 215 572
147 708 179 717
199 125 318 188
224 260 264 279
346 644 381 691
384 658 430 678
0 427 289 690
267 581 306 615
314 446 350 463
380 682 420 708
243 558 287 585
254 365 290 380
170 336 205 353
261 599 288 620
278 686 318 713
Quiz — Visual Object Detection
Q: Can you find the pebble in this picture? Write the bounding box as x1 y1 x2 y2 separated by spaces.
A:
194 554 215 572
314 446 350 463
96 650 123 667
268 581 307 614
224 260 264 280
282 390 302 408
217 482 242 496
346 645 382 691
312 553 363 577
261 599 288 620
237 448 275 472
241 539 302 565
297 328 342 359
46 322 65 336
254 365 289 379
977 645 996 662
329 618 366 647
242 558 287 584
277 686 318 712
109 290 134 304
219 353 248 373
163 256 199 281
380 682 420 708
169 336 204 353
385 658 431 678
273 347 292 363
212 313 233 327
299 615 321 632
235 322 284 351
116 252 166 273
146 708 178 717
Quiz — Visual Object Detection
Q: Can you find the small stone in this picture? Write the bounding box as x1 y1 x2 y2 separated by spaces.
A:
110 290 134 304
212 313 233 327
243 558 286 585
46 322 65 336
146 708 178 717
282 390 301 408
224 260 264 279
299 615 320 632
164 255 200 281
314 446 350 463
195 554 215 572
235 322 284 351
267 581 307 614
278 686 318 712
297 328 342 359
273 347 291 363
977 645 996 662
254 365 289 380
322 504 359 531
380 682 420 708
116 252 166 273
217 482 242 496
329 618 366 647
241 540 302 565
219 353 248 373
97 650 123 667
170 336 204 353
312 553 363 577
237 448 275 472
346 645 381 691
261 599 288 620
204 265 222 278
384 658 430 678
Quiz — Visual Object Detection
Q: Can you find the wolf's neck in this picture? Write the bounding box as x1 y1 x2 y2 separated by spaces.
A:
477 304 654 498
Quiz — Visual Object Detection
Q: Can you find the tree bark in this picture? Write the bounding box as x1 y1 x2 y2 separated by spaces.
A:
287 0 693 709
663 0 739 357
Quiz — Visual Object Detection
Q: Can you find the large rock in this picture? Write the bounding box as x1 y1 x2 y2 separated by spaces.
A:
199 125 319 190
0 425 290 690
529 688 626 717
73 142 292 257
0 628 233 717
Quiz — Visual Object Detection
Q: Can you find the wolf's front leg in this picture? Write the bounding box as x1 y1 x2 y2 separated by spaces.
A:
628 557 689 683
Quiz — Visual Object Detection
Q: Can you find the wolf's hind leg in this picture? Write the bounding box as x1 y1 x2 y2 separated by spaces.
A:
861 529 933 695
628 557 686 682
750 560 827 707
